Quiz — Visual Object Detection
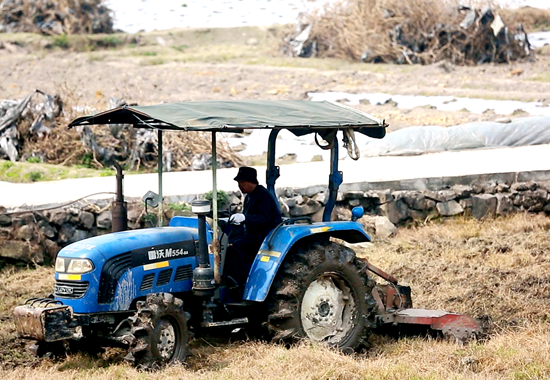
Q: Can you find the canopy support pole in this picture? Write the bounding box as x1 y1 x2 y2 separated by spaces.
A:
158 129 163 227
266 129 281 205
323 134 342 222
212 132 220 283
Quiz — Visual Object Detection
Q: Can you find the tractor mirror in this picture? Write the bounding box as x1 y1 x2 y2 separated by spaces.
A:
142 190 159 208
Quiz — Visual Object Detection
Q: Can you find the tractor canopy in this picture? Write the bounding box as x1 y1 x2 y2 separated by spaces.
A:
68 100 387 138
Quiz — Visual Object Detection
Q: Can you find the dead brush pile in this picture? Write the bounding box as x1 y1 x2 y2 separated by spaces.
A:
1 91 244 172
0 0 113 35
358 212 550 332
286 0 538 65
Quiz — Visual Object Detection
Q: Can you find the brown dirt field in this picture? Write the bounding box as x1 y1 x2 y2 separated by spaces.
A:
1 27 550 132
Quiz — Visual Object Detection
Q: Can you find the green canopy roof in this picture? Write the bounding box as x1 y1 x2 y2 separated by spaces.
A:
69 100 387 138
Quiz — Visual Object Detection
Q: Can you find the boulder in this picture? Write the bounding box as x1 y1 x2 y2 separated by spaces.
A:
471 194 497 220
496 194 514 216
361 215 397 239
379 200 409 225
0 227 12 239
511 181 537 192
58 223 76 244
79 211 95 230
0 213 11 226
97 210 112 230
289 199 322 217
43 239 60 259
16 225 34 241
436 200 464 216
425 189 457 202
49 209 69 226
0 240 43 263
72 229 90 243
451 185 473 198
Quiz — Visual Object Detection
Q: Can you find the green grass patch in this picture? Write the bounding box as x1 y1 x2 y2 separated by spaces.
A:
0 159 116 183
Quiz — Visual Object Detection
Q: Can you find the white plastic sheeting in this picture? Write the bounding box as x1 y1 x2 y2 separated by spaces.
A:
361 116 550 157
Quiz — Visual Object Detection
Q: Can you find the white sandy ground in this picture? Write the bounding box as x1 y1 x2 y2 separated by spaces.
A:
2 143 550 209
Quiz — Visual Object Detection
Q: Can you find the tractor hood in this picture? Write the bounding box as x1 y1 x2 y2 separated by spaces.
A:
58 227 198 262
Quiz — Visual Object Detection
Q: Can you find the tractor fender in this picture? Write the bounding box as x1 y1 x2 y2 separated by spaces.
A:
243 221 371 302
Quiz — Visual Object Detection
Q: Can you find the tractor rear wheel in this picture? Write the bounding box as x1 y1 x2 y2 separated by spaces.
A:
126 293 190 369
267 242 377 350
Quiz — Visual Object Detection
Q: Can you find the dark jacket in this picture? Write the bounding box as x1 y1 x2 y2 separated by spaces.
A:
242 184 282 244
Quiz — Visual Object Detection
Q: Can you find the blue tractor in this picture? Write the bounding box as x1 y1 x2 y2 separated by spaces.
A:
14 100 479 368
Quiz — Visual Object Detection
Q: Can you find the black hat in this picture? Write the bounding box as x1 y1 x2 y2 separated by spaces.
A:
234 167 258 184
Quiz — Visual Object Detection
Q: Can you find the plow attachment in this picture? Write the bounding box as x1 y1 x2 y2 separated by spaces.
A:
360 259 482 343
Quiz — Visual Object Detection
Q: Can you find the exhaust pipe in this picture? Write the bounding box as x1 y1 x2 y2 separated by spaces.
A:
191 200 215 297
111 161 128 232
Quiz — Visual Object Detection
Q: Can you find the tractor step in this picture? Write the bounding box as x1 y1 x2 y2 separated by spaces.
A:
201 317 248 328
376 308 481 343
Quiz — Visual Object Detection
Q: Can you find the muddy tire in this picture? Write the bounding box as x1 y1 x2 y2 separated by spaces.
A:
267 242 377 350
126 293 190 369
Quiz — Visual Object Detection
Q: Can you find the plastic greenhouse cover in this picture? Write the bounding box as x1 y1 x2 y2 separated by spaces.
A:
361 116 550 157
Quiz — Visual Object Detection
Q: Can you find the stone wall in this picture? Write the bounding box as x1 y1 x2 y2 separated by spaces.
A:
2 175 550 265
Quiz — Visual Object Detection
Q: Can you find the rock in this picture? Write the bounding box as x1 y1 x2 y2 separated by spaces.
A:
496 183 511 193
72 229 90 243
289 199 322 217
39 223 56 239
283 188 294 198
312 192 328 205
436 200 464 216
343 190 364 199
302 185 326 197
379 200 409 225
16 225 34 241
483 183 498 194
278 199 290 216
12 213 35 227
471 183 484 194
49 209 69 226
79 211 95 230
451 185 473 198
349 199 361 207
43 239 60 259
511 181 537 192
0 213 11 226
361 215 397 239
404 192 436 211
0 227 11 239
335 207 351 221
97 210 112 230
375 216 397 239
471 194 497 220
513 189 547 212
496 194 514 216
425 189 456 202
0 240 43 263
400 191 422 208
128 208 143 229
58 223 76 244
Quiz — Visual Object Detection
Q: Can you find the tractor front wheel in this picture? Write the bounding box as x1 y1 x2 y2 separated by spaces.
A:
126 293 190 369
267 242 377 350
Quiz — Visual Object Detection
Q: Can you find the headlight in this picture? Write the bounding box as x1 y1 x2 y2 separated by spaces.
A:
55 257 65 273
67 259 94 274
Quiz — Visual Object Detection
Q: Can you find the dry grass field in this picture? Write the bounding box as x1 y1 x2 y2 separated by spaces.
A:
1 213 549 379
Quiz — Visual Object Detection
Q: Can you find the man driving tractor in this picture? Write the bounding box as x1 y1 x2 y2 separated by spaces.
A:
223 167 282 290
